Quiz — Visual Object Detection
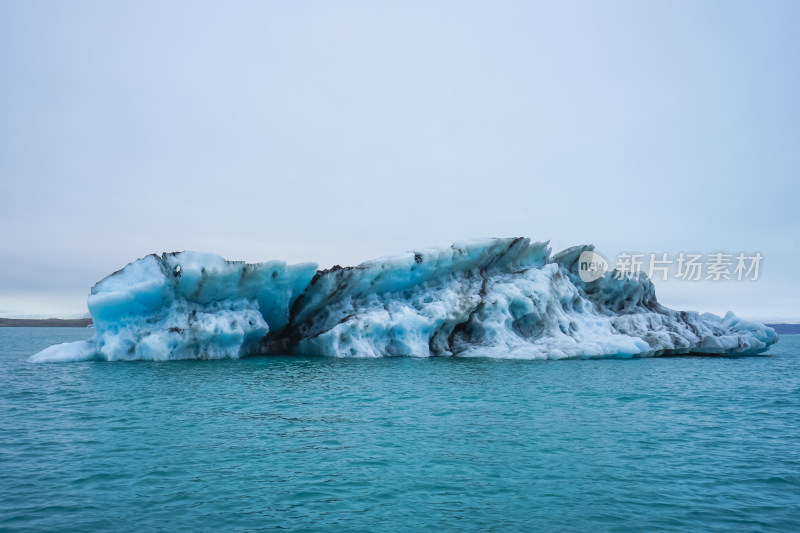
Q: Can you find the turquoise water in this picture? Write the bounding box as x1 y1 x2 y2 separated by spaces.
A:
1 329 799 532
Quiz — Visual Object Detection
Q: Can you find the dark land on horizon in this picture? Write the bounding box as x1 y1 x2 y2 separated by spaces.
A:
768 323 800 334
1 318 799 334
0 318 92 328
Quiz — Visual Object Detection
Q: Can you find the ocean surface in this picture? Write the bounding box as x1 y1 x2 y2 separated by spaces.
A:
1 329 799 532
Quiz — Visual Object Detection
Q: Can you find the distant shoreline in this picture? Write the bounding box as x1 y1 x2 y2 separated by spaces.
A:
1 317 798 334
0 318 92 328
768 324 800 335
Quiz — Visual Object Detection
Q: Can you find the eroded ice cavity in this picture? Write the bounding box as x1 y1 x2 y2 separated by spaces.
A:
31 238 777 362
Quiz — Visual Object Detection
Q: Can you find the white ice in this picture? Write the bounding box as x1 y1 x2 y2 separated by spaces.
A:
30 238 778 362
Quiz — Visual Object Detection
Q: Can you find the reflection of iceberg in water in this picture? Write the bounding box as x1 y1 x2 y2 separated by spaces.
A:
31 238 777 362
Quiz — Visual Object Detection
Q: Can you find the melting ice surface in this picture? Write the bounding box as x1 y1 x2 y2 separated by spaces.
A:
31 238 777 362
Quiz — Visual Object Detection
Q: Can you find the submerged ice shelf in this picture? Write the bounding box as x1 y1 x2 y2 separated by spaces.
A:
31 238 777 362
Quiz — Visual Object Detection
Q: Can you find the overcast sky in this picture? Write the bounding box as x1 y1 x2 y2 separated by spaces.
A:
1 1 798 321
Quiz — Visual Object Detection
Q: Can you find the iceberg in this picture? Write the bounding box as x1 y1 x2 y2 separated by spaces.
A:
30 238 777 362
